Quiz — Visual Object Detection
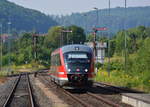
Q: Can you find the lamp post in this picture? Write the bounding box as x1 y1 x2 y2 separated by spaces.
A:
93 7 99 28
83 14 87 35
0 24 2 71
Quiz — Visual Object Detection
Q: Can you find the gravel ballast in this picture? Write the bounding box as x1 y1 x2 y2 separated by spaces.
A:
30 75 69 107
0 77 17 106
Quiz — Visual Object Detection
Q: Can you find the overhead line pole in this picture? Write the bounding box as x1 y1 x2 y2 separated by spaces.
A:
107 0 111 76
124 0 127 72
0 24 2 71
8 20 11 72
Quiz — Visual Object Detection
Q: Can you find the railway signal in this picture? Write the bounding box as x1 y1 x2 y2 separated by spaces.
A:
32 33 38 61
93 27 108 32
61 29 72 45
92 27 108 60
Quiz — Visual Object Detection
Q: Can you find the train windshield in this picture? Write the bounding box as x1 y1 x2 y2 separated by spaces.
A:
64 52 91 64
68 53 88 59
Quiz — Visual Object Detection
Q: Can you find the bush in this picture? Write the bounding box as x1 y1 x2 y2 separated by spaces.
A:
95 62 103 69
104 60 124 71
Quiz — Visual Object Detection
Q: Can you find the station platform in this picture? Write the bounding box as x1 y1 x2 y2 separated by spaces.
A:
122 93 150 107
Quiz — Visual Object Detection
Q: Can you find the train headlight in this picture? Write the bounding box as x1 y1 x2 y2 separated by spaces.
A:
68 69 71 72
85 69 88 72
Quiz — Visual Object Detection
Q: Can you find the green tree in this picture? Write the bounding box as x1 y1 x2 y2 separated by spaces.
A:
67 25 86 44
134 38 150 72
114 31 125 56
44 26 63 49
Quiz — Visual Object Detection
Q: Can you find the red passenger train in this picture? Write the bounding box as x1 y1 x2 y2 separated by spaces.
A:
49 44 95 89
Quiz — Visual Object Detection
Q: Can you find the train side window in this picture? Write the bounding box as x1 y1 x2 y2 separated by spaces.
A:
58 54 61 66
56 54 58 66
54 55 57 66
51 53 61 66
56 54 61 66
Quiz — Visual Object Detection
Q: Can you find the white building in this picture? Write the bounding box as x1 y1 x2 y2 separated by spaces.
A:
85 42 107 64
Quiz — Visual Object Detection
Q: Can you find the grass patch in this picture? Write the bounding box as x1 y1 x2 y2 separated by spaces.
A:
12 61 46 72
0 70 19 76
0 62 46 76
95 68 150 92
0 71 9 76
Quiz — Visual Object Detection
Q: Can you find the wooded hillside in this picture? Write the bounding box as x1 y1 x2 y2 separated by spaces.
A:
0 0 57 33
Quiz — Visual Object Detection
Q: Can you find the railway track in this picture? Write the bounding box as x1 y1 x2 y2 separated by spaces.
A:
38 74 124 107
3 73 35 107
66 90 120 107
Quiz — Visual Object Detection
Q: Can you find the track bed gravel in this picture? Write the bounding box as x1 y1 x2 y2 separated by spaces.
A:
37 74 130 107
0 77 17 106
30 75 69 107
89 85 132 107
37 75 84 107
30 75 52 107
5 73 131 107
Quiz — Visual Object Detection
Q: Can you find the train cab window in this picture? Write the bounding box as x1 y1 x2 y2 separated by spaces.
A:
51 53 61 66
64 52 91 64
68 53 88 59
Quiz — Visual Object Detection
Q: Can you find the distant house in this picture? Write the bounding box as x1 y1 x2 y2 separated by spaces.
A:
1 34 9 42
85 42 107 64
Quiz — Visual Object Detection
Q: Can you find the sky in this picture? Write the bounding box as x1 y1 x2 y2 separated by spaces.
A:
8 0 150 15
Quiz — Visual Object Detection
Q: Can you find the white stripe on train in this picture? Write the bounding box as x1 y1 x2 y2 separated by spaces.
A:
51 75 93 81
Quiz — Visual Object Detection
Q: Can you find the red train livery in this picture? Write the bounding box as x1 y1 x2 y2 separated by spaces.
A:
49 44 95 89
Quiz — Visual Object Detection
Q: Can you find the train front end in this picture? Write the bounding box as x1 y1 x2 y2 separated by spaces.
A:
61 45 94 88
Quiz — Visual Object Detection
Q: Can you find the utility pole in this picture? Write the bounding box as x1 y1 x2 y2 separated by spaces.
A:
124 0 127 72
0 24 2 71
32 33 38 61
8 20 11 72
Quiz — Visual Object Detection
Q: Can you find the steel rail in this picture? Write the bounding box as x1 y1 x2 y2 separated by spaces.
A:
3 73 35 107
61 88 93 107
87 92 120 107
41 76 93 107
27 73 35 107
40 76 121 107
3 74 21 107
